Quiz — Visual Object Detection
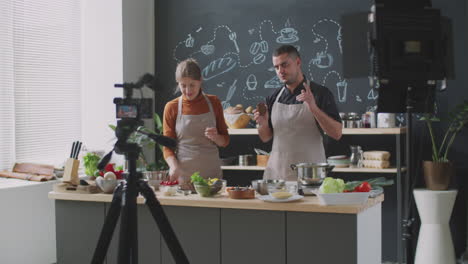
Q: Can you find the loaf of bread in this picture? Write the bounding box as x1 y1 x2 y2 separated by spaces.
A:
362 160 390 169
363 151 391 161
224 113 250 129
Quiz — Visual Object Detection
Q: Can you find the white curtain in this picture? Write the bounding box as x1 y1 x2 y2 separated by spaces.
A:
0 0 81 170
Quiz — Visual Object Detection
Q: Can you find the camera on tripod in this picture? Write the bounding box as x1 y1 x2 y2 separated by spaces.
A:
114 98 153 120
110 74 157 156
114 73 155 120
92 74 188 264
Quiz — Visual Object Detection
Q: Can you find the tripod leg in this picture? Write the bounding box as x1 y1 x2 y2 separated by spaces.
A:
91 183 124 264
139 181 190 264
118 178 139 264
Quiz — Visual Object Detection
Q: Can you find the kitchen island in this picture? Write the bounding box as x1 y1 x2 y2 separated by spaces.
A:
49 190 383 264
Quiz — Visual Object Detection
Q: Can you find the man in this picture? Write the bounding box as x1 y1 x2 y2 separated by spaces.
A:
254 45 342 181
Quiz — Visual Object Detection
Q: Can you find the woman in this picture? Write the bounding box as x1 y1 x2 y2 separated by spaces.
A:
163 59 229 187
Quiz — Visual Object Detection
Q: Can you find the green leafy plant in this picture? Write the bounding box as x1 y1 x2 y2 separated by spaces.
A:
190 172 208 186
109 113 169 171
420 100 468 162
83 152 101 176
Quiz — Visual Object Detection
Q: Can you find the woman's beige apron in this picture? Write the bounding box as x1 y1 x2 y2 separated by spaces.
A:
175 93 222 184
263 84 326 181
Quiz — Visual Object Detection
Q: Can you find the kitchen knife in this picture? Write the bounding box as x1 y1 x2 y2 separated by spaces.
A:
70 141 77 158
74 141 82 159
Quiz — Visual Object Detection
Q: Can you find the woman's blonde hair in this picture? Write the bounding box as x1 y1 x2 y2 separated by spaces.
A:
175 58 202 81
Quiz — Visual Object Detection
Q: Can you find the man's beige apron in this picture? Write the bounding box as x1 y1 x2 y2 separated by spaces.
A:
175 93 222 184
263 84 326 181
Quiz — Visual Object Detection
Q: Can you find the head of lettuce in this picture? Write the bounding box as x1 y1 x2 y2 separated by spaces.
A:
319 177 345 193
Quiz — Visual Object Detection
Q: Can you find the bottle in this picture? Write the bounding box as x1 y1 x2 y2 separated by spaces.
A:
349 145 363 168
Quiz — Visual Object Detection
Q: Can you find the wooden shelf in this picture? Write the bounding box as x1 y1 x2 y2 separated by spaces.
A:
342 128 406 135
228 128 258 135
221 165 266 170
221 165 406 173
228 127 406 135
333 167 406 173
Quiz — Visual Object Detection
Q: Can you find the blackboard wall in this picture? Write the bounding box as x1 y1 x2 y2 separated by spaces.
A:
155 0 375 115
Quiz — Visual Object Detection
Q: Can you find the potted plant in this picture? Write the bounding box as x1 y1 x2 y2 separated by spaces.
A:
109 113 169 180
420 100 468 190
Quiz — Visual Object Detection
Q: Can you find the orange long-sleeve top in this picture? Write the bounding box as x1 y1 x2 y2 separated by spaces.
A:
163 93 229 159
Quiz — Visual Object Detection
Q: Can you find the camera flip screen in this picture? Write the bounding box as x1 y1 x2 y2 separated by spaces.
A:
116 105 138 119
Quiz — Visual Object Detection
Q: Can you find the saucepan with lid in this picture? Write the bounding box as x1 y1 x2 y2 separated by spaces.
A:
290 163 334 186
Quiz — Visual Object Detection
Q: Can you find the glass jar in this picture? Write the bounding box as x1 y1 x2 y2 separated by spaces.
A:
349 145 363 168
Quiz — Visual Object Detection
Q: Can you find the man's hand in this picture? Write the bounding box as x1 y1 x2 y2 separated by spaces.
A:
296 82 317 110
253 106 269 127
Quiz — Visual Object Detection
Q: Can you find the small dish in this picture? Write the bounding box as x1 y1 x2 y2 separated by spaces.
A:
258 194 303 203
226 187 255 199
160 185 178 196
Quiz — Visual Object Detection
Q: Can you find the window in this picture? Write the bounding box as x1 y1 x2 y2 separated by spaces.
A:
0 0 81 170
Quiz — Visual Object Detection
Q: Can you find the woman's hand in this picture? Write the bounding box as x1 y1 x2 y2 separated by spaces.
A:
205 127 219 141
169 164 183 182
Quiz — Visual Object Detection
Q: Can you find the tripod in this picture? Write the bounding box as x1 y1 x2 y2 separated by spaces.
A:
91 127 189 264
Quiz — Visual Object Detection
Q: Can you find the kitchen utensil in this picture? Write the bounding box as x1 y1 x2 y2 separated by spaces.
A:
377 113 396 128
226 187 255 199
339 112 347 128
96 176 118 194
238 154 255 166
63 141 81 185
70 141 77 158
256 155 269 167
254 148 269 155
349 145 363 168
221 156 237 166
258 194 303 203
290 163 334 186
251 179 285 195
346 112 362 128
74 141 82 159
327 158 350 168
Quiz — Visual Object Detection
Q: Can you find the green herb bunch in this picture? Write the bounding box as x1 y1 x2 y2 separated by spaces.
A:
83 152 101 176
109 113 169 171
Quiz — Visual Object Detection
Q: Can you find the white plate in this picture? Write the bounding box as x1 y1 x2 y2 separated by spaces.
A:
258 194 304 203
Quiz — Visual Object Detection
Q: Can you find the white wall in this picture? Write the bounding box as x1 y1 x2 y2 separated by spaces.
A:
122 0 156 163
81 0 123 156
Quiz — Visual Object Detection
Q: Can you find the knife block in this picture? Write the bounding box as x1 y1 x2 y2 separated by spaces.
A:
63 158 80 185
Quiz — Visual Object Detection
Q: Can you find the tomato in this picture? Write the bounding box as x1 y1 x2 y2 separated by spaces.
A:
104 163 115 172
354 181 371 192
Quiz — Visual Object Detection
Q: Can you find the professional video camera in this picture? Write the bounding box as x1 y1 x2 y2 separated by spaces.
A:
114 73 154 120
108 73 175 158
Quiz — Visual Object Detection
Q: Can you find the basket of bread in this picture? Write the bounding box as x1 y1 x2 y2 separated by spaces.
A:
224 104 252 129
224 103 267 129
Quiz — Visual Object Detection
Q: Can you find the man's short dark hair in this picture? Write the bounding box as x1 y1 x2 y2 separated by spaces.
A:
273 45 301 59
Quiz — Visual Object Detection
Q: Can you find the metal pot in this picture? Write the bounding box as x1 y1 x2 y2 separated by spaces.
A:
290 163 334 186
251 179 285 195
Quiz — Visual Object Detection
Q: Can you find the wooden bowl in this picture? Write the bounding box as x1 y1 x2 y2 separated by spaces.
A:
226 187 255 199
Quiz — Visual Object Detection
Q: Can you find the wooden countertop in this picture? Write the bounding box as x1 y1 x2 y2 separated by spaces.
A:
48 190 384 214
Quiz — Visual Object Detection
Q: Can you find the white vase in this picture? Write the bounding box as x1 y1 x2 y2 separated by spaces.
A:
414 189 457 264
